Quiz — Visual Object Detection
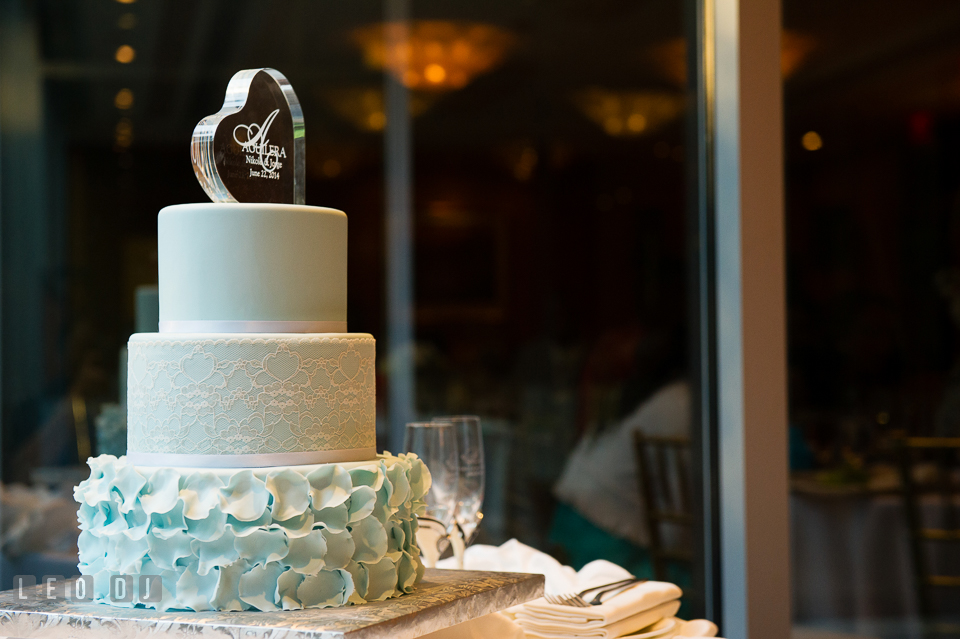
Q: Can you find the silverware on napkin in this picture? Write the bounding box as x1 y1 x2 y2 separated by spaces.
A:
543 577 646 607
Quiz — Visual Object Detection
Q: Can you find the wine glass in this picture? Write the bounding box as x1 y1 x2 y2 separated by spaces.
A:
443 415 485 543
435 415 484 568
403 421 459 567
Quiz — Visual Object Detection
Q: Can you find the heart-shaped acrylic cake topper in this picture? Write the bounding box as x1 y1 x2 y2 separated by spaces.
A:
191 68 305 204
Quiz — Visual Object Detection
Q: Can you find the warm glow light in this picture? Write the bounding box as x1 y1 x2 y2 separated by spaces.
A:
115 118 133 148
513 146 538 181
322 159 342 178
367 111 386 130
351 21 515 91
114 88 134 110
627 113 647 132
781 31 818 78
650 30 816 86
424 63 447 84
323 87 437 131
115 45 136 63
115 0 136 4
118 13 137 29
574 89 684 137
802 131 823 151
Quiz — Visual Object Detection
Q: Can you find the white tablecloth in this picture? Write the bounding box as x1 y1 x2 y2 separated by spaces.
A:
791 492 960 621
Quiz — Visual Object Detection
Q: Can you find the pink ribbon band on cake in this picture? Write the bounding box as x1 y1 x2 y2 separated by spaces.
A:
126 447 377 468
159 320 348 333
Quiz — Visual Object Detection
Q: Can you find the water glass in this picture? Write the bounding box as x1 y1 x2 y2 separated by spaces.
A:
403 421 459 567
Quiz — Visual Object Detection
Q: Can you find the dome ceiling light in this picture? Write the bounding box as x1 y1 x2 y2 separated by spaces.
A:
573 89 685 137
322 87 439 132
351 20 516 92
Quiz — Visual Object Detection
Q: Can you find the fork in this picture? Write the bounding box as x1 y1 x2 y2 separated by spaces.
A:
543 577 645 607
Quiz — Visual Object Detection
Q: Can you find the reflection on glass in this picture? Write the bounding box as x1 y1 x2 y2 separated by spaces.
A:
0 0 699 609
351 21 516 91
784 0 960 632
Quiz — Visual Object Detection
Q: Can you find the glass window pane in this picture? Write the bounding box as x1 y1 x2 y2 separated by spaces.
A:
784 1 960 635
0 0 711 620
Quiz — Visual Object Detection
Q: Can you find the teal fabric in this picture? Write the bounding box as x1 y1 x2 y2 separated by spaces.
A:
548 501 692 618
549 501 654 576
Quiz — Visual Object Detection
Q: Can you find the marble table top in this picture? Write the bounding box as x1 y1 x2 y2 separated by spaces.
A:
0 569 544 639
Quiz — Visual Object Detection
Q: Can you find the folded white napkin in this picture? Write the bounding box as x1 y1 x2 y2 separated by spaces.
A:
518 600 681 639
676 619 719 637
424 540 718 639
520 581 683 627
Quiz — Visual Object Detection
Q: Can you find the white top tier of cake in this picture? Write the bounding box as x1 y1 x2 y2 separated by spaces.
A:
158 203 346 331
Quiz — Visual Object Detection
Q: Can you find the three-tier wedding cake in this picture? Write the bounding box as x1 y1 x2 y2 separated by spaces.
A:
74 69 429 612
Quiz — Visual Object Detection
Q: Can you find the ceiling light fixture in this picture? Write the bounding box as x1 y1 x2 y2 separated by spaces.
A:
351 20 515 92
573 89 685 137
322 87 438 132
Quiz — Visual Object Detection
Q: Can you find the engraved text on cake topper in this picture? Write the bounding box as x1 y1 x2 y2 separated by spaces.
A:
234 108 286 178
191 68 305 204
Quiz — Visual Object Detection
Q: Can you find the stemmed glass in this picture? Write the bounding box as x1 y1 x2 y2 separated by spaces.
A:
437 415 485 568
403 421 459 567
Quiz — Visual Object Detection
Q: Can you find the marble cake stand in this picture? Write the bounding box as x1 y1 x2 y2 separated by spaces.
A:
0 569 544 639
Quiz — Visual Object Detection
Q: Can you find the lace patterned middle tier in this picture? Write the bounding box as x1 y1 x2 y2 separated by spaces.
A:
127 333 376 465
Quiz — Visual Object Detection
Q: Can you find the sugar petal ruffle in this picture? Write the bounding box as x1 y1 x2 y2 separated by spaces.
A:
297 568 354 607
266 469 310 521
315 503 349 533
193 528 239 575
350 516 388 564
277 568 304 610
398 451 431 500
114 464 147 513
284 529 327 574
210 559 249 612
140 468 181 515
320 528 355 570
348 466 384 491
147 530 194 571
220 470 270 522
75 453 428 611
344 560 367 602
235 528 289 566
186 508 227 542
177 564 221 611
149 501 187 539
386 462 412 509
238 562 284 611
307 465 352 510
274 510 315 538
397 550 420 593
122 502 150 540
348 486 377 523
180 472 224 520
363 556 400 602
78 530 108 565
227 509 273 536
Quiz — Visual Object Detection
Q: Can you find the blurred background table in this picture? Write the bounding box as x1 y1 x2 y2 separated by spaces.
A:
791 473 960 622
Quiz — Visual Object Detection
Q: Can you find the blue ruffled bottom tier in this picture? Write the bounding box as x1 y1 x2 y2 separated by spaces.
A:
74 453 429 611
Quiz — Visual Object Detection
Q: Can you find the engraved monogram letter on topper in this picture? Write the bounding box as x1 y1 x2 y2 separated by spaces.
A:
191 68 305 204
